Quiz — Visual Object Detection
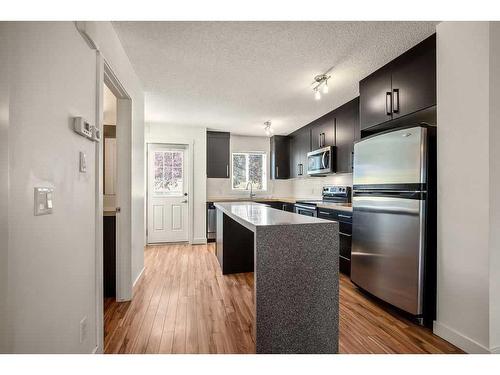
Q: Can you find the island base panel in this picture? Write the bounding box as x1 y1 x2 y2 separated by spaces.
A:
216 211 255 275
255 223 339 354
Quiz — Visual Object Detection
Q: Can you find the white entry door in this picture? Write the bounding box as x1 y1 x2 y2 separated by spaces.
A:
147 144 189 243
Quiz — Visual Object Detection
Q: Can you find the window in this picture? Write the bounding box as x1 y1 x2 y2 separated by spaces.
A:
153 150 184 196
232 152 267 191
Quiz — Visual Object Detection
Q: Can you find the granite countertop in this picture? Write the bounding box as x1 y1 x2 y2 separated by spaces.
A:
209 197 353 213
208 197 297 204
214 202 332 232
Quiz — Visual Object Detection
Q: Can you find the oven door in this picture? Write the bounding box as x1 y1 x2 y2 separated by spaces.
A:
294 204 317 217
307 146 334 175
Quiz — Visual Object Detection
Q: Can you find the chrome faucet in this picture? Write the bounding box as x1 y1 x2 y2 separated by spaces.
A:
245 181 256 200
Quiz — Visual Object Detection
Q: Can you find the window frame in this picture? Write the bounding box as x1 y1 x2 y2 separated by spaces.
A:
231 151 268 191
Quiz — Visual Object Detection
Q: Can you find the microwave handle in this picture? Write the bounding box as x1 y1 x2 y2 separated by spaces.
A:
321 151 327 169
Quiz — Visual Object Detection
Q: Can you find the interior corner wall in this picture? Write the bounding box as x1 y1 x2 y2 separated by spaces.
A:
435 21 491 353
5 22 98 353
83 21 146 284
489 21 500 353
146 123 207 243
0 22 10 353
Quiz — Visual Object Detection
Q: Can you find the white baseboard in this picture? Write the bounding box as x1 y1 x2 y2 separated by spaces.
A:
433 320 490 353
133 267 145 287
192 237 207 245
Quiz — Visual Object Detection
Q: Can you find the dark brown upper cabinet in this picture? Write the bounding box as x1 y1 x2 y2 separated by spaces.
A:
289 125 311 178
359 65 393 130
359 34 436 131
391 35 436 120
207 131 230 178
270 135 290 180
310 112 335 150
334 97 359 174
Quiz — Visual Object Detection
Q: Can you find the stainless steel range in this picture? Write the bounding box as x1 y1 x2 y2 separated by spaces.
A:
294 186 351 217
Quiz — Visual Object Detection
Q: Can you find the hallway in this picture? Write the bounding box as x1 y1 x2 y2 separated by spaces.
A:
104 243 462 354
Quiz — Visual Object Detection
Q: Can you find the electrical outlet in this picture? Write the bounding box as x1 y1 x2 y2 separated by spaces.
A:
79 316 88 344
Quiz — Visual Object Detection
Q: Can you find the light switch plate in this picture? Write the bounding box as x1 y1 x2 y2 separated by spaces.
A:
79 151 87 173
34 187 54 216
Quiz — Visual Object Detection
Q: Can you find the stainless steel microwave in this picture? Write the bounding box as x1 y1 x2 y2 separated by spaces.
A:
307 146 335 175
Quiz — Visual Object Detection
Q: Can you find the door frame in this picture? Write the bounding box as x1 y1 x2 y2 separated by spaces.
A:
94 52 133 353
146 142 194 245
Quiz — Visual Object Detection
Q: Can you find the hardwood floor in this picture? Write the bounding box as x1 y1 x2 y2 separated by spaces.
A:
104 243 462 354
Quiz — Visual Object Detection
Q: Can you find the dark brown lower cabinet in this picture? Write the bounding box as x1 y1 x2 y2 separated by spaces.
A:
103 215 116 298
317 208 352 276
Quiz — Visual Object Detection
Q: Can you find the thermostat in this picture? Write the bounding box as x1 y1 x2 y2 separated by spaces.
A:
91 126 101 142
73 117 92 139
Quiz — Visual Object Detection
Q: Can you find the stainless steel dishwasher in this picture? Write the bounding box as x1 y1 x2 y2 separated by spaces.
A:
207 202 216 242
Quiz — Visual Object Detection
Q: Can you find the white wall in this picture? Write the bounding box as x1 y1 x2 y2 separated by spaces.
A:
0 22 10 353
435 21 499 354
0 21 144 354
146 123 207 243
4 22 98 353
489 21 500 353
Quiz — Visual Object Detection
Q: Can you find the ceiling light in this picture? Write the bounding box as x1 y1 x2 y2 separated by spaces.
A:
314 88 321 101
312 72 331 99
322 80 329 94
264 121 273 136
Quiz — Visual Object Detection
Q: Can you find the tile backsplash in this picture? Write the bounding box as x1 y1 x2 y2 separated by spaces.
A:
290 173 353 199
207 173 352 200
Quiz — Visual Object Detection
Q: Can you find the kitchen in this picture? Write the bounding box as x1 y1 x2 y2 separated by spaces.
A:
111 20 499 355
128 27 455 352
3 15 498 363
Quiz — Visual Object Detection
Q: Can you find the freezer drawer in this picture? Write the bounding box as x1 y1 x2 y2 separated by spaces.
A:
351 195 425 315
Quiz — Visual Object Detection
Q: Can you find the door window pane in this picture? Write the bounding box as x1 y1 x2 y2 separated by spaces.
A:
153 150 183 196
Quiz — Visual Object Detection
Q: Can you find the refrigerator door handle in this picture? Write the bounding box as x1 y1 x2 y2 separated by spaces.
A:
353 190 426 200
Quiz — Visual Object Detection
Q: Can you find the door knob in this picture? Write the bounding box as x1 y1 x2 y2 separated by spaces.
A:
182 200 188 203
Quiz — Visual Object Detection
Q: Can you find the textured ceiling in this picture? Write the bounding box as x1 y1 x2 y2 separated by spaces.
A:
113 21 437 136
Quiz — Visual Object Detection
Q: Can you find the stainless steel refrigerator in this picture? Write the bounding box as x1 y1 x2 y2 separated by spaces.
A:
351 125 436 325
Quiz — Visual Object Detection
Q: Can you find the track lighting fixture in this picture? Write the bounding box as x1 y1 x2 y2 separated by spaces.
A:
314 88 321 101
312 73 331 100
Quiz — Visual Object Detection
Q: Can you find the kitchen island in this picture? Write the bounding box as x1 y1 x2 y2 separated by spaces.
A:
214 202 339 354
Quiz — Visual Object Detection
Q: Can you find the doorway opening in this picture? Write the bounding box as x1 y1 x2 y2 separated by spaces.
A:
102 82 117 305
147 143 191 244
95 55 133 354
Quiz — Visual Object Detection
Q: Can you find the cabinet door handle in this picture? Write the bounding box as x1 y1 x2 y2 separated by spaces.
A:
322 133 326 147
392 89 399 113
338 214 352 219
226 164 229 177
276 166 279 178
386 91 392 115
318 133 322 148
298 163 303 176
351 151 354 172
